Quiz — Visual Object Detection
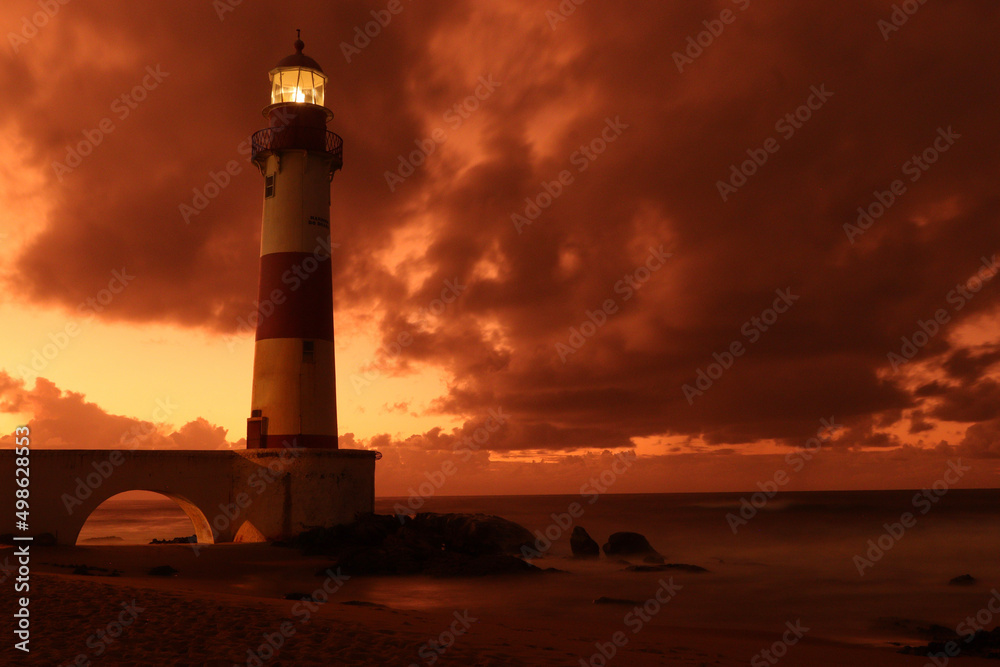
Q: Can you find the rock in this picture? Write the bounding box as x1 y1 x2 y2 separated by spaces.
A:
625 563 707 573
292 512 541 577
72 565 93 576
294 512 541 577
594 596 641 605
643 554 665 565
900 627 1000 659
404 513 535 555
602 532 660 557
949 574 977 586
150 535 196 544
570 526 600 558
148 565 178 576
284 593 316 601
294 512 534 556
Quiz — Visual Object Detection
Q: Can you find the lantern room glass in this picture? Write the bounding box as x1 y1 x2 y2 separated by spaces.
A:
269 67 326 106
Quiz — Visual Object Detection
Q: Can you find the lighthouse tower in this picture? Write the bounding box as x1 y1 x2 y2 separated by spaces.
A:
247 33 342 450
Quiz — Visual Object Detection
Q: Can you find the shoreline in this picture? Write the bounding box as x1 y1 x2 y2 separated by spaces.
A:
4 543 992 666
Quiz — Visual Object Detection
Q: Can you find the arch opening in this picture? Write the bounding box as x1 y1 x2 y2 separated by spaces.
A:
233 520 267 543
74 490 216 545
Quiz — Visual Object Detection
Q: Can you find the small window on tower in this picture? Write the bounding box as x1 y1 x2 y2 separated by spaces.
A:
265 174 276 198
302 340 315 363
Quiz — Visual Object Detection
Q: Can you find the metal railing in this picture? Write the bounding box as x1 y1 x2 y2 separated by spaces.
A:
251 127 343 166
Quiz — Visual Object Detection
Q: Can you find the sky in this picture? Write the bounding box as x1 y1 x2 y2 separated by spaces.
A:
1 0 998 496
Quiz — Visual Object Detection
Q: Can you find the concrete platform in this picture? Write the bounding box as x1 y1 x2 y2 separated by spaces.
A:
0 448 377 545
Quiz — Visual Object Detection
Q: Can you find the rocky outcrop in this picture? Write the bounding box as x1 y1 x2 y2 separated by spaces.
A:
624 563 707 573
291 512 543 577
601 531 660 557
150 535 196 544
570 526 600 558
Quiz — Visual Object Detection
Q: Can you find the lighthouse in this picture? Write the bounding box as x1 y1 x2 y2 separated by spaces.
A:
246 33 342 450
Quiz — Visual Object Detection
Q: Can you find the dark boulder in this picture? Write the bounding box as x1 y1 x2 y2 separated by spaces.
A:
594 596 641 605
403 513 535 555
625 563 707 573
150 535 196 544
570 526 600 558
299 512 542 577
148 565 178 576
901 627 1000 659
602 532 660 557
949 574 977 586
284 593 316 601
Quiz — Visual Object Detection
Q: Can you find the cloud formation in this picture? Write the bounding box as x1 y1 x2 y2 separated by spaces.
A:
0 372 238 450
1 1 999 468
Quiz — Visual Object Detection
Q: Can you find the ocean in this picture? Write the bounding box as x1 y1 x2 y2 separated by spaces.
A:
77 489 1000 645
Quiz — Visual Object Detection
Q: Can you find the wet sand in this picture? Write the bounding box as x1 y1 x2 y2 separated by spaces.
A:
3 543 995 666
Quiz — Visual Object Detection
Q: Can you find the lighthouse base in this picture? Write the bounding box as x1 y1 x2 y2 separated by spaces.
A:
0 449 377 545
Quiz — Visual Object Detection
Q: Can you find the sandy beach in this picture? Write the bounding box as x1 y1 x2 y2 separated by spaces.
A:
4 538 999 666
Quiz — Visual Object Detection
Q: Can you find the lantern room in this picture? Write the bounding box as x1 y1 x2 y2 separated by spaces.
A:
268 34 327 106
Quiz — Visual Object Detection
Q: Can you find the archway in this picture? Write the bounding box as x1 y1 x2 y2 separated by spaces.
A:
74 490 216 545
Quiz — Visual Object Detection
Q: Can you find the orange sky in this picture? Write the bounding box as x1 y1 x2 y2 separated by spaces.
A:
1 1 999 495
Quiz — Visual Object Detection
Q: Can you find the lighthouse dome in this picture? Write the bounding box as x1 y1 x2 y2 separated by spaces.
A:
275 38 324 72
268 35 327 106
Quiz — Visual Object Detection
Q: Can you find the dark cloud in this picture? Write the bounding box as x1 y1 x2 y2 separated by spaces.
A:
2 1 1000 457
943 347 1000 381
